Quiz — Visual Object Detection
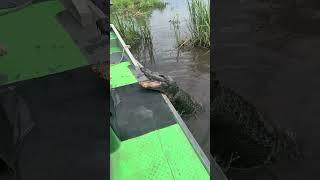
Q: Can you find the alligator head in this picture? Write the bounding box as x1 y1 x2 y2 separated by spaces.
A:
139 67 203 116
139 67 180 99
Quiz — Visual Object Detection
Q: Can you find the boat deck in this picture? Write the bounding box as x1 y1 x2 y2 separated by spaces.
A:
110 25 210 180
0 0 107 86
0 1 87 85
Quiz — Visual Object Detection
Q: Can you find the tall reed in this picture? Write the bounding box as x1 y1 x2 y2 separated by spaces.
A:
187 0 210 48
170 13 182 47
111 13 142 46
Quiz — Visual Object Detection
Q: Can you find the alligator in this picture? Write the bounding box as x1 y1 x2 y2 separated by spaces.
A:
91 61 202 117
139 67 203 116
212 76 301 171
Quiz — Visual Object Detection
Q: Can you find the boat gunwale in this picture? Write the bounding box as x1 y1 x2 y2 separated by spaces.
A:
110 23 211 174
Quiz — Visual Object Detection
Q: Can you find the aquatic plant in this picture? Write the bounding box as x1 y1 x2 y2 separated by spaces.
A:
111 13 142 46
111 13 155 60
187 0 210 48
169 0 210 49
170 13 183 47
138 18 155 63
111 0 163 48
112 0 166 16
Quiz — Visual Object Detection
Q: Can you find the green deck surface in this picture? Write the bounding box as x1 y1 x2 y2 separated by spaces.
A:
111 124 209 180
110 61 138 88
110 30 137 88
110 27 209 179
110 32 117 40
0 1 87 85
110 47 122 54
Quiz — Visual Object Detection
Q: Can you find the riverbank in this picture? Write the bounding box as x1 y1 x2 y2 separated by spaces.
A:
111 0 210 49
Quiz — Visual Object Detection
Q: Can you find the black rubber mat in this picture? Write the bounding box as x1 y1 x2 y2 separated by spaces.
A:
0 88 34 176
111 83 176 140
0 66 109 180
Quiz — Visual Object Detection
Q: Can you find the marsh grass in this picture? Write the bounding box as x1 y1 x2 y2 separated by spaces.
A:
111 0 165 49
187 0 210 48
112 0 166 16
169 0 210 49
138 18 155 63
170 14 183 46
111 13 155 62
112 13 142 46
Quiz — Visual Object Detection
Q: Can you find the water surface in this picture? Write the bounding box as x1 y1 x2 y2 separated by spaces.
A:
216 0 320 179
131 0 211 157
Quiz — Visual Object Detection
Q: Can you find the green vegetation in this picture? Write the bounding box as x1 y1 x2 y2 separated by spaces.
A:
112 0 166 16
111 13 154 50
111 0 210 50
138 18 155 63
111 0 166 47
187 0 210 48
112 14 142 46
170 0 210 49
169 14 183 47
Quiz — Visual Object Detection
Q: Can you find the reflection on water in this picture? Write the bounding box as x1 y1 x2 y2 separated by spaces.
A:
131 0 210 157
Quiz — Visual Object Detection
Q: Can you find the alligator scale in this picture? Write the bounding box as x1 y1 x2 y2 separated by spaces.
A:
212 78 301 170
108 24 216 180
138 67 203 116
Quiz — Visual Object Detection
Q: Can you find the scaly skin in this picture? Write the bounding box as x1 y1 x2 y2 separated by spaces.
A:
212 78 301 170
139 67 203 116
91 63 201 116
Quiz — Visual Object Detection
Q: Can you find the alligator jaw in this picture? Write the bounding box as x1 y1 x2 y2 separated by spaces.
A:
139 67 175 93
139 80 164 92
140 67 174 84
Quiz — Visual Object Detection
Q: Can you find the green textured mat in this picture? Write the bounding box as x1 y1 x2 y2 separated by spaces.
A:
111 47 122 54
110 61 138 88
111 124 209 180
0 1 87 85
110 32 117 40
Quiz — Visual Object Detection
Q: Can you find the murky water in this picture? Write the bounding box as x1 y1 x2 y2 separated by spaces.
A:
216 0 320 179
131 0 211 157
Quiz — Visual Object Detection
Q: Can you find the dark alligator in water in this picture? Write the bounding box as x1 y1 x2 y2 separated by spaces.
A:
139 67 203 116
91 62 202 116
93 60 301 171
212 76 301 171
